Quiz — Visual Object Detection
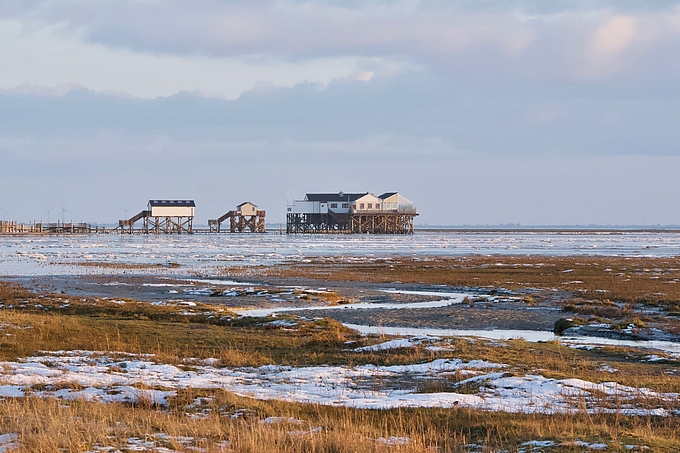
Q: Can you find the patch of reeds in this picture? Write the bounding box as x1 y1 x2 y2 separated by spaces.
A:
1 389 679 452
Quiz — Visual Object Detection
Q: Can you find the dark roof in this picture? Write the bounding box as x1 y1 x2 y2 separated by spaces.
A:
305 192 368 202
237 201 257 207
148 200 196 207
379 192 398 200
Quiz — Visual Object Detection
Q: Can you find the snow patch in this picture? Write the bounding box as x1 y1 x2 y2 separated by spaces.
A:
0 352 675 415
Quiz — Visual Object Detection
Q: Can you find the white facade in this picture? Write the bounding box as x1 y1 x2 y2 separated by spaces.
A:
288 193 362 215
323 201 353 213
287 192 408 215
148 201 195 218
287 195 356 215
287 201 343 215
352 194 384 212
287 200 319 214
237 202 258 216
379 193 416 212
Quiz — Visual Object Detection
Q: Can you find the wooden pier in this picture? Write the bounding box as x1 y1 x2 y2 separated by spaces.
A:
208 202 266 233
1 221 97 235
286 210 416 234
118 213 194 234
208 210 266 233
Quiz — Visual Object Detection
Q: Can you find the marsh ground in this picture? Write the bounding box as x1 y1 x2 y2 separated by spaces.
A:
2 254 680 451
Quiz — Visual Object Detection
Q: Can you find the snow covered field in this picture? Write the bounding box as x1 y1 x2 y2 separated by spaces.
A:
0 349 676 417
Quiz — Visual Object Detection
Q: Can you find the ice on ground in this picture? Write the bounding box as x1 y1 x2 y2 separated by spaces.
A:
598 364 619 373
562 440 609 450
355 336 440 351
260 417 306 425
347 324 680 355
521 440 555 447
237 291 471 317
263 319 299 327
375 436 411 445
0 351 675 415
85 433 211 453
6 231 679 278
187 279 256 286
0 434 19 453
288 426 323 436
519 440 617 452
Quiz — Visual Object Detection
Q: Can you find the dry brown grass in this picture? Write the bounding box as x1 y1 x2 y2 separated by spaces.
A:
1 389 679 452
0 281 32 303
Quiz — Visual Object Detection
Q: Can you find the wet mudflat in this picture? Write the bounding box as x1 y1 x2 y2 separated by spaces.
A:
303 304 563 331
9 272 563 332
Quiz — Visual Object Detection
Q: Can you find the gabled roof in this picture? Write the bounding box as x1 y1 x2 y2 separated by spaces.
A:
379 192 398 200
304 192 368 202
148 200 196 207
237 201 257 207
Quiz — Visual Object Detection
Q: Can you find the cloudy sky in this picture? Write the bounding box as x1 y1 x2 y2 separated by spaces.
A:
1 0 680 226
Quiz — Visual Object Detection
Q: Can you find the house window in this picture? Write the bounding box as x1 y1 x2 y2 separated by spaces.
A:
287 208 292 212
368 203 373 209
375 203 380 210
359 203 365 209
330 203 337 208
342 203 349 208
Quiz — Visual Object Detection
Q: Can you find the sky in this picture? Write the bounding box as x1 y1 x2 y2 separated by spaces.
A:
1 0 680 226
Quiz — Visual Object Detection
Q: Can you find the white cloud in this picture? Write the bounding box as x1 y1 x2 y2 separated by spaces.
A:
0 18 381 99
584 15 637 77
591 15 637 56
2 2 680 96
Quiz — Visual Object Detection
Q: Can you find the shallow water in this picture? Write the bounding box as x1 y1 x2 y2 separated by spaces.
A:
346 324 680 355
1 231 679 277
236 286 680 355
238 288 470 317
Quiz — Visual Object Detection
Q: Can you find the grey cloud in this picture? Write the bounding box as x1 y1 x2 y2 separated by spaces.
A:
2 72 679 156
5 1 680 82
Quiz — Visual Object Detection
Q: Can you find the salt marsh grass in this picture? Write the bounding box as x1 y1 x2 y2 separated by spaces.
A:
1 391 679 452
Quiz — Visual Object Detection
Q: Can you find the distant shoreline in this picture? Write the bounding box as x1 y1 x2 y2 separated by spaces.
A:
413 227 680 233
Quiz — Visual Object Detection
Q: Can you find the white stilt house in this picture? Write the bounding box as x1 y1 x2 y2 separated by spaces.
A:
286 191 417 234
118 200 196 234
146 200 195 234
148 200 196 218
